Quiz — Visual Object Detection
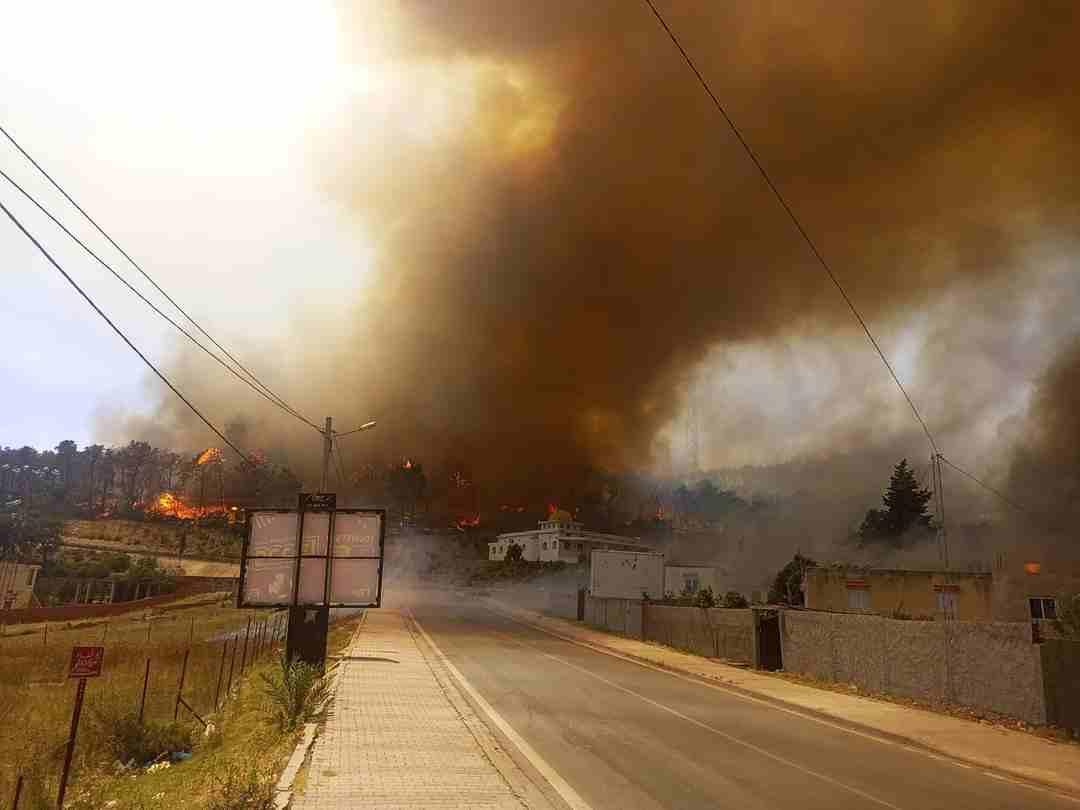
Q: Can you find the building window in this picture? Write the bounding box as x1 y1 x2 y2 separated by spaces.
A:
847 589 871 611
936 591 958 617
683 574 700 594
1029 597 1058 620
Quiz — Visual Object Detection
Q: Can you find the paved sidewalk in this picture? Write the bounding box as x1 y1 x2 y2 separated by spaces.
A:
491 600 1080 798
292 610 531 810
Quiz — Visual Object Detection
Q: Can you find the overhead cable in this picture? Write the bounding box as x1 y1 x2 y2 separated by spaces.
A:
0 199 253 466
639 0 939 455
0 167 322 432
0 122 315 429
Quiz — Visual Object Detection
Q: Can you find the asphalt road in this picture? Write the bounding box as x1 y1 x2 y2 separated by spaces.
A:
409 597 1077 810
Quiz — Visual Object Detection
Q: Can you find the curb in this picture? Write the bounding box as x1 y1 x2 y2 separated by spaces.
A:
487 600 1080 802
273 611 368 809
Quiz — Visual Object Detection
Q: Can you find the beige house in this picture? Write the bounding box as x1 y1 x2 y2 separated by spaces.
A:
804 566 993 620
805 548 1080 623
0 561 40 610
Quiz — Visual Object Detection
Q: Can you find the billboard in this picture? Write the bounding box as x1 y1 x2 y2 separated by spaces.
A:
238 499 385 608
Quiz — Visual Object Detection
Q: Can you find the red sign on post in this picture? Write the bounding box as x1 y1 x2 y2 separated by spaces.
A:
69 646 105 679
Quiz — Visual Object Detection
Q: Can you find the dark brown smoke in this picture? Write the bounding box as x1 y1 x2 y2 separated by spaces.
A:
1007 336 1080 535
113 2 1080 506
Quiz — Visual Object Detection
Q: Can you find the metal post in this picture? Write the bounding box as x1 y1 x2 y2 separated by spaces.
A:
320 416 333 492
239 616 252 674
42 622 47 648
225 632 238 697
174 649 190 722
214 639 229 709
56 678 88 809
12 774 23 810
138 658 151 724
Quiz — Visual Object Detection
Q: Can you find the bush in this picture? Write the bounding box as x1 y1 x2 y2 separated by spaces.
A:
91 703 193 765
720 591 749 609
207 759 276 810
505 542 524 563
260 656 330 731
694 586 716 609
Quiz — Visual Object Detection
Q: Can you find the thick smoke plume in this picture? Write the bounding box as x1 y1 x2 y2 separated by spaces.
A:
115 1 1080 508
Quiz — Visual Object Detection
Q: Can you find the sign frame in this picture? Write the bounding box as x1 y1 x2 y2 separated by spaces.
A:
68 645 105 679
238 499 385 610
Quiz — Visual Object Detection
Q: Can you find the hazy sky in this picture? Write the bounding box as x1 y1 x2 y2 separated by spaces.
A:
0 0 367 450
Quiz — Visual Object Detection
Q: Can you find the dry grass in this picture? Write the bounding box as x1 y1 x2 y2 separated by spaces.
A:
56 612 365 810
0 598 285 805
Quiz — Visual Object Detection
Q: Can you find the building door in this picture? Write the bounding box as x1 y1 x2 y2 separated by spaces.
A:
757 611 782 671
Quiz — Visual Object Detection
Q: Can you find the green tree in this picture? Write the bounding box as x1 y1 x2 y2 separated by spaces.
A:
505 542 524 563
858 459 934 547
768 553 816 606
55 440 78 501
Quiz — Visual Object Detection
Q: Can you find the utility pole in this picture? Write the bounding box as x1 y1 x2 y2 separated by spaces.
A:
320 416 333 493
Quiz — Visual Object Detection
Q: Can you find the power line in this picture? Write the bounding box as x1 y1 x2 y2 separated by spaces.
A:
0 167 323 433
0 198 253 466
639 0 939 455
936 454 1037 519
0 122 312 429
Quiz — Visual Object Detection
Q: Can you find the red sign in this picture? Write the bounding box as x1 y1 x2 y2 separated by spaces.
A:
69 646 105 679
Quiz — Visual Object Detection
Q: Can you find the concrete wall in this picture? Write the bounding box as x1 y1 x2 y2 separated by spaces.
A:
781 610 1046 724
640 605 755 665
585 595 642 638
804 567 992 620
1041 639 1080 734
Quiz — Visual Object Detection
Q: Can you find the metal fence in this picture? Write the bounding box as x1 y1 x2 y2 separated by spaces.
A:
1 605 287 809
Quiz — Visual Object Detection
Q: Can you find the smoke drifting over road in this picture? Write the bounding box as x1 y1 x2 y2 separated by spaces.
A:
114 1 1080 508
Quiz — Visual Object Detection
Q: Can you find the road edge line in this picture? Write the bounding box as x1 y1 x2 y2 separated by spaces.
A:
486 601 1080 804
410 611 594 810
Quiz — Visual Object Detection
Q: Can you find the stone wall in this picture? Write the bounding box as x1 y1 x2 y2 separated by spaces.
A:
781 609 1046 724
1041 639 1080 733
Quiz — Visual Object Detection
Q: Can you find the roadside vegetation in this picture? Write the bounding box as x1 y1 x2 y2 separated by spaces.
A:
64 518 243 561
60 614 359 810
0 595 286 807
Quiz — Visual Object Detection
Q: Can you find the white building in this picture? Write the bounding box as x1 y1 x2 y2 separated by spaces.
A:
490 511 655 563
0 561 40 610
664 564 724 597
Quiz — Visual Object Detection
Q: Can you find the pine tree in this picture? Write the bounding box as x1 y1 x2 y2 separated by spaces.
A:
858 459 934 547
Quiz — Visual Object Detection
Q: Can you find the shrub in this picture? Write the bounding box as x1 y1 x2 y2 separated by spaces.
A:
505 542 524 563
260 656 330 731
91 703 193 765
207 759 276 810
694 586 717 609
720 591 749 609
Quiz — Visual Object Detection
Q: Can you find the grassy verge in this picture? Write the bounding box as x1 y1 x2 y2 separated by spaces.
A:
61 612 365 810
0 599 287 806
64 519 241 560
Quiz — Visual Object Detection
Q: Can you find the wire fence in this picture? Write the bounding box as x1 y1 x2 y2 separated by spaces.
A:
0 601 287 808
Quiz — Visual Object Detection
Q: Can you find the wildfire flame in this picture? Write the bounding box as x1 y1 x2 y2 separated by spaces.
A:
195 447 223 466
456 513 481 529
147 491 230 520
547 503 558 516
403 458 413 470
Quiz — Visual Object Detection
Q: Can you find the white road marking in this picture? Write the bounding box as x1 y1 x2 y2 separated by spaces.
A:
488 625 903 810
410 611 594 810
488 605 1080 805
